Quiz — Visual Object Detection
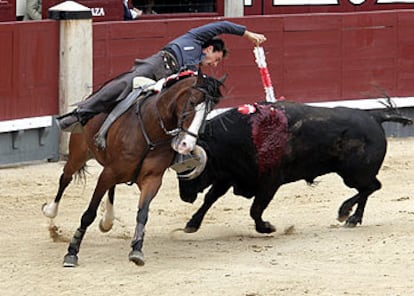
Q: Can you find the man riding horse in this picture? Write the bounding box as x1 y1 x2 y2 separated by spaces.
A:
57 21 267 132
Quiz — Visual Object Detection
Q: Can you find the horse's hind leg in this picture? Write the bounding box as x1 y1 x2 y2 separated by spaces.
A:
99 186 116 232
338 178 381 227
63 170 114 267
43 134 89 218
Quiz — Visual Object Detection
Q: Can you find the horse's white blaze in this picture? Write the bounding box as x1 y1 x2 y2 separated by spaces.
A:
172 102 207 155
42 201 59 218
100 197 115 232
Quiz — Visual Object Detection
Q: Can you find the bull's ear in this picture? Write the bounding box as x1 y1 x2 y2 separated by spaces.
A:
219 73 228 84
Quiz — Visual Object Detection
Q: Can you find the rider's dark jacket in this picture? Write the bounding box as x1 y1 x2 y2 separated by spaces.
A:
75 21 246 118
165 21 246 70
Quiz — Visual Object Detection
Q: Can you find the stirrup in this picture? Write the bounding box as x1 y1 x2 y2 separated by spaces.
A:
170 153 201 173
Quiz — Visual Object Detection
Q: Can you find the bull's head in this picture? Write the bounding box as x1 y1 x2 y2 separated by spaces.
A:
177 145 210 203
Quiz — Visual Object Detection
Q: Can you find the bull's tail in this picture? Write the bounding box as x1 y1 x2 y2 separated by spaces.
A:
369 97 413 126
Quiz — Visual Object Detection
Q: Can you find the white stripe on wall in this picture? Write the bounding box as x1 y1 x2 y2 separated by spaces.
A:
0 116 53 133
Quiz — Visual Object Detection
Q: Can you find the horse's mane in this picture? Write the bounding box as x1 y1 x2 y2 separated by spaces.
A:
200 75 224 104
163 73 224 104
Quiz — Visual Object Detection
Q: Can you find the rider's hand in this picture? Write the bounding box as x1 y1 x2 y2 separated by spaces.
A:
243 30 267 46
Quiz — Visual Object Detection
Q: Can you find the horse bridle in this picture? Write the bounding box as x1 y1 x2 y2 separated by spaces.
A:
156 85 214 139
128 84 215 185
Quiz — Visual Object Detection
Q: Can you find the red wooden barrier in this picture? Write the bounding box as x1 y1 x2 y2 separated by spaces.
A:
0 20 59 120
1 11 414 121
0 0 15 21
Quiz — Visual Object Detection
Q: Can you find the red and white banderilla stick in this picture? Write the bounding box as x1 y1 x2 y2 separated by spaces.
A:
253 46 276 103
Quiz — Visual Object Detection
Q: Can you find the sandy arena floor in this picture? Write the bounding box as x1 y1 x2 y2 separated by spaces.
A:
1 138 414 296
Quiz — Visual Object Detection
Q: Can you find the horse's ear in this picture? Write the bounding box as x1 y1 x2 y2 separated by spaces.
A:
196 65 205 84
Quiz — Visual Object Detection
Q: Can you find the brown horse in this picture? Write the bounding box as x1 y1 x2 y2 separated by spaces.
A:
61 71 225 267
42 132 116 228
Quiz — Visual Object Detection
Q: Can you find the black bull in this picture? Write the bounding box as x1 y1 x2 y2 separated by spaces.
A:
178 101 412 233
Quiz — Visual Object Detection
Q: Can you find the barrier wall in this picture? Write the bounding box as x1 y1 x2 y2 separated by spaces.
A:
92 12 414 108
0 0 14 21
0 20 59 166
0 20 59 120
1 11 414 165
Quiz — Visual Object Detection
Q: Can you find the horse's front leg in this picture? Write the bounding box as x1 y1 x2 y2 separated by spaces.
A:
63 171 113 267
129 176 162 266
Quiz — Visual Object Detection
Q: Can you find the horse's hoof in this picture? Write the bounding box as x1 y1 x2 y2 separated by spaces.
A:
63 254 78 267
42 202 57 219
99 219 113 233
129 250 145 266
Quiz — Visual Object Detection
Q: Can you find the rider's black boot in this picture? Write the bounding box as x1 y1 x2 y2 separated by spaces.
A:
56 110 94 133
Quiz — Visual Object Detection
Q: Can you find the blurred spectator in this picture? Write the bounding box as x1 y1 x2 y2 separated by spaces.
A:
23 0 42 20
124 0 156 20
132 0 157 15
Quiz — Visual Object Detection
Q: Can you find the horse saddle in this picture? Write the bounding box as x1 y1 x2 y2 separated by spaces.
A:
94 70 197 149
94 76 156 149
133 76 156 89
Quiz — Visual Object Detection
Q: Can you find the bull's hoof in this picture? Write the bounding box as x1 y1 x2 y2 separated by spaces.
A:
256 221 276 234
99 219 113 233
344 222 357 228
184 226 199 233
63 254 78 267
337 215 349 223
129 250 145 266
344 216 361 228
338 205 352 222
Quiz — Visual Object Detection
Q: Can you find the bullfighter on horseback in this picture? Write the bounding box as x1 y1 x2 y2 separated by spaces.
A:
56 21 267 132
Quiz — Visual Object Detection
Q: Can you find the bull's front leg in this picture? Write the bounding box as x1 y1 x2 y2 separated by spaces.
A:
185 183 230 233
250 192 276 234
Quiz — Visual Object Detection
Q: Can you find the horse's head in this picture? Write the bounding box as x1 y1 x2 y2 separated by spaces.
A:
170 69 226 155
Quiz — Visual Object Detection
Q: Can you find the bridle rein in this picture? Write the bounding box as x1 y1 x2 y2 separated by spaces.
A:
128 81 216 185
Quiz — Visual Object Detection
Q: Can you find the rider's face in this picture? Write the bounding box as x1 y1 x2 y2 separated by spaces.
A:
201 46 224 67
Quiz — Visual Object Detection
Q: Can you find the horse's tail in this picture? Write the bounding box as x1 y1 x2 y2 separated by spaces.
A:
73 163 89 183
369 97 413 126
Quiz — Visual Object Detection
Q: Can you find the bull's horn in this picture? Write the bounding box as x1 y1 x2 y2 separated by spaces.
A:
178 145 207 180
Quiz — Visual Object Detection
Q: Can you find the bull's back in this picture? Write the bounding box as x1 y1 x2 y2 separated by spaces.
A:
280 102 387 182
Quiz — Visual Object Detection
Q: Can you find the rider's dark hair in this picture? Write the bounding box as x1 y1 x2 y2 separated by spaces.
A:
202 37 228 58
